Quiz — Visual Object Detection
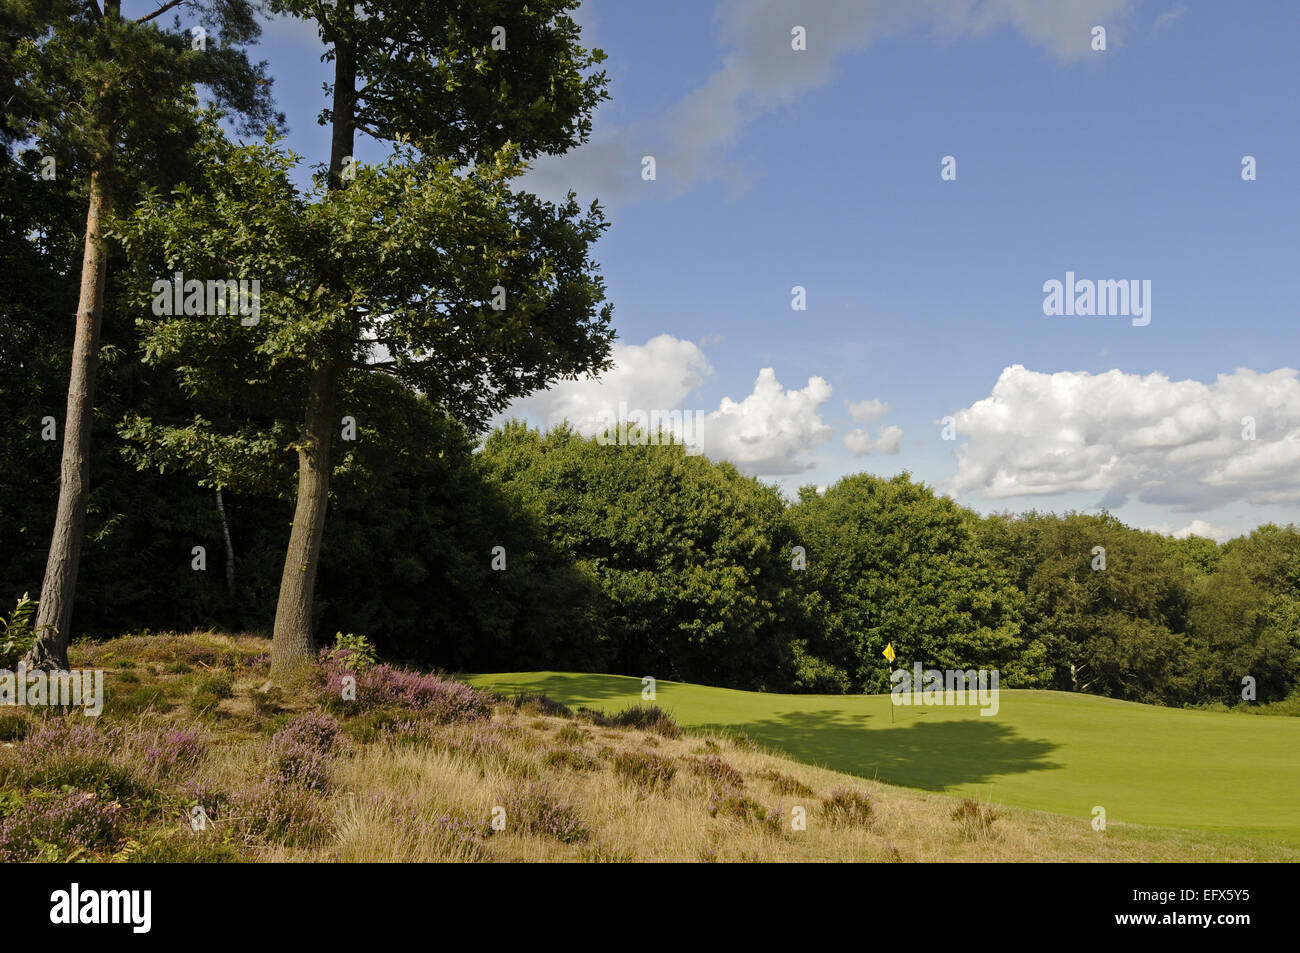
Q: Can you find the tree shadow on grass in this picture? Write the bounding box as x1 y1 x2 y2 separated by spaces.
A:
470 671 645 707
703 708 1062 791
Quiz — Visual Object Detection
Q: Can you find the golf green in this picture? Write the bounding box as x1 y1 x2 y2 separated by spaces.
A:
467 671 1300 844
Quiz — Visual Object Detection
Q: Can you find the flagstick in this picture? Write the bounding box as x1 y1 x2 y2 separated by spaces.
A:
889 663 895 724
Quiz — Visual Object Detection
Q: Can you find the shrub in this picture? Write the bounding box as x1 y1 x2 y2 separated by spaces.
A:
141 727 204 780
822 788 875 828
609 704 680 738
0 594 36 669
612 750 676 792
502 691 573 718
688 755 745 792
0 790 122 861
326 632 379 673
575 706 614 728
500 781 588 844
543 745 601 772
708 793 779 830
319 659 492 723
5 719 145 800
760 769 814 798
266 713 340 791
229 780 333 848
952 798 999 840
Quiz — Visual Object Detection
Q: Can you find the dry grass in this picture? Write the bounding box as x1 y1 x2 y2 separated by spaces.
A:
25 631 1298 863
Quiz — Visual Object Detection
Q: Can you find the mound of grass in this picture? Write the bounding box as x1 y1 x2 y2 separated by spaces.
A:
822 787 875 828
612 749 676 792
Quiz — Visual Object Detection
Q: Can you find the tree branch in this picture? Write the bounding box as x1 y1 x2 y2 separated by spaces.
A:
136 0 187 24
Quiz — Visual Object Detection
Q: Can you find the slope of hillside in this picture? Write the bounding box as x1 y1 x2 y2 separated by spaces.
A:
467 672 1300 846
2 633 1294 862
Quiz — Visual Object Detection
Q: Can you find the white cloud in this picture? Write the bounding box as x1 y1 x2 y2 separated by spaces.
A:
945 365 1300 510
499 335 835 476
705 368 834 474
524 0 1136 203
847 398 889 422
845 424 904 456
503 334 712 433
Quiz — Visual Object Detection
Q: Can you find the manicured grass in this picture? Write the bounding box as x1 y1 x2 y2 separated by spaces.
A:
466 672 1300 845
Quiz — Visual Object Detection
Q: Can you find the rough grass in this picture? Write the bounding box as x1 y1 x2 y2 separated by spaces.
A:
2 633 1297 862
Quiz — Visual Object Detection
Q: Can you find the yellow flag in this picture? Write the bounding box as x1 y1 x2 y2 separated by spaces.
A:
882 642 896 663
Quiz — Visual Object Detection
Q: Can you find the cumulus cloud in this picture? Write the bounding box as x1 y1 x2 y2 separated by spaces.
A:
847 398 889 422
499 335 835 475
845 424 904 456
524 0 1135 203
706 368 835 474
945 365 1300 510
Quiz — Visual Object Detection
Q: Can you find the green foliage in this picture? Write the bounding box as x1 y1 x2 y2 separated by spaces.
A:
327 633 378 673
792 473 1026 693
478 422 808 689
0 593 37 668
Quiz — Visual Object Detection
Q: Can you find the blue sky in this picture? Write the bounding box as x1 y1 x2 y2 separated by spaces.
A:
242 1 1299 540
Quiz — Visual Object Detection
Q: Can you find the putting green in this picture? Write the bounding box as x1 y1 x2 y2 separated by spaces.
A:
467 672 1300 844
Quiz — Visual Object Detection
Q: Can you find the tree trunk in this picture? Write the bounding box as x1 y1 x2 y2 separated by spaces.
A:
215 487 236 598
269 13 355 676
270 364 337 676
24 169 113 671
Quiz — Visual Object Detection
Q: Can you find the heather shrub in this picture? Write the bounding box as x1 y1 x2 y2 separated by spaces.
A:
378 799 494 861
230 780 333 848
543 745 601 772
574 706 614 728
708 793 780 830
609 704 680 738
822 788 875 828
140 727 204 780
500 781 588 844
3 719 145 799
502 691 572 718
688 755 745 792
760 769 814 798
266 713 340 791
0 790 121 861
952 798 999 840
612 750 676 792
319 659 491 723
